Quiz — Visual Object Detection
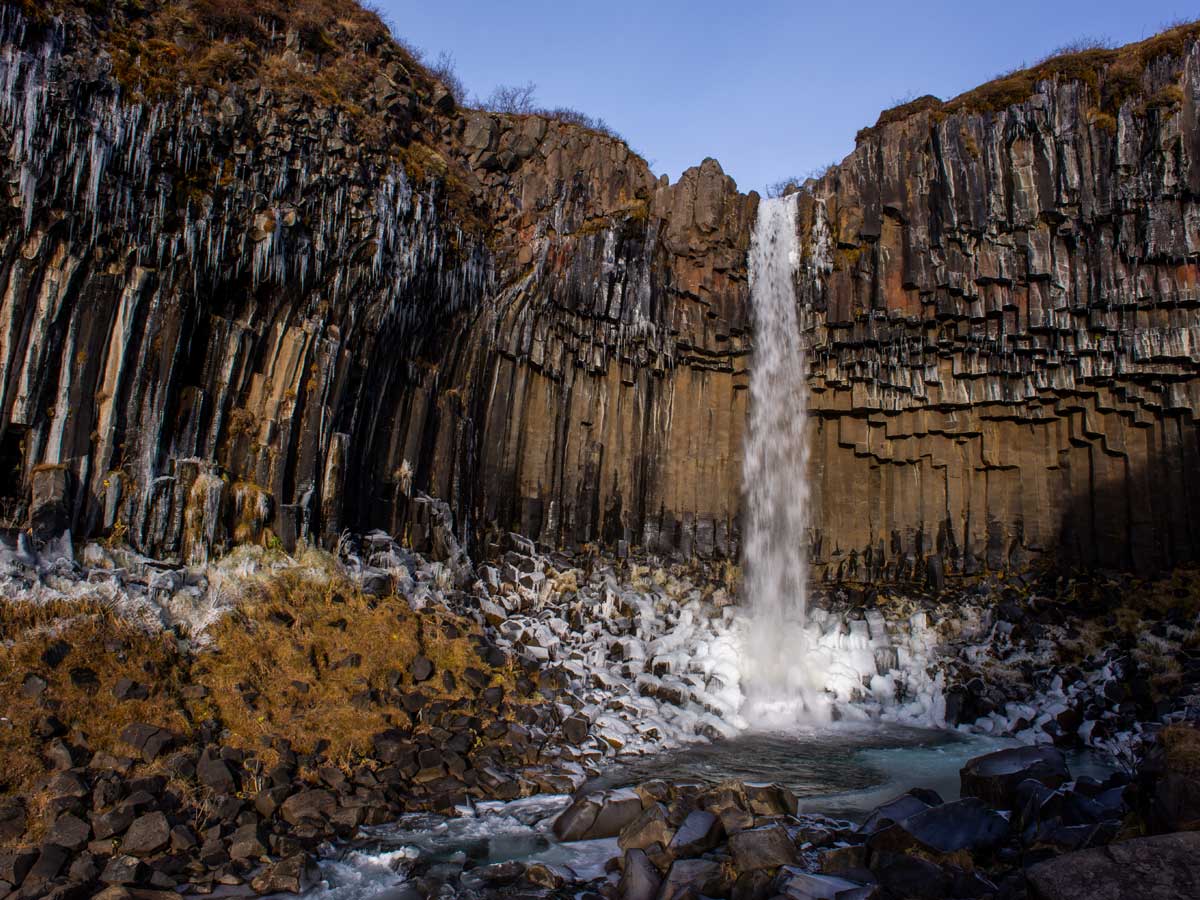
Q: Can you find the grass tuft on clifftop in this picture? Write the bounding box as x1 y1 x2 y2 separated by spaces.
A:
857 19 1200 142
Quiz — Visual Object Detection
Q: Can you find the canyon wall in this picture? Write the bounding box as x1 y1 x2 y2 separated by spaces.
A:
3 1 1200 579
796 41 1200 580
0 2 754 566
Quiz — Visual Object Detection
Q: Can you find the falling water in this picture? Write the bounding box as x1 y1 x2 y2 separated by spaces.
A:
742 194 828 724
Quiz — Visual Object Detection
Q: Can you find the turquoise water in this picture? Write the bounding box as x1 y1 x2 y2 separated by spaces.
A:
588 725 1117 821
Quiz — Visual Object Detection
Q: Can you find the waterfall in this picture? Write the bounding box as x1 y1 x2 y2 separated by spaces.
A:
741 193 828 724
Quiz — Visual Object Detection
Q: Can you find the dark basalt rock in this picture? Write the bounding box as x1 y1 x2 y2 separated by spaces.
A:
554 788 643 842
0 850 37 888
195 750 238 795
410 656 434 683
250 852 321 895
727 823 796 871
1026 831 1200 900
45 813 90 852
0 799 25 844
659 858 726 900
960 746 1070 808
619 802 674 852
868 798 1009 856
859 788 943 834
619 849 662 900
667 809 724 858
119 725 174 764
279 790 338 826
562 714 590 745
121 812 170 857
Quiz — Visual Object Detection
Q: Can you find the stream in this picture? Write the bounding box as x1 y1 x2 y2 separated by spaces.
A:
292 726 1118 898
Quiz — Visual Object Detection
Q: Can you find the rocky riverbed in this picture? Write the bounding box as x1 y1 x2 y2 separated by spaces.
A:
1 520 1199 897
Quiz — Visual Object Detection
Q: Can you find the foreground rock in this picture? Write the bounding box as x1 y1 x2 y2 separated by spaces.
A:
960 746 1070 807
1027 832 1200 900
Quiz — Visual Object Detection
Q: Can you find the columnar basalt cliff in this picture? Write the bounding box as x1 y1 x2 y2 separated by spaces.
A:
3 0 1200 581
795 36 1200 580
0 0 754 565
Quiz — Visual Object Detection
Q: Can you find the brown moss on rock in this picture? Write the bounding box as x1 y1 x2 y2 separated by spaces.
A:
943 21 1200 117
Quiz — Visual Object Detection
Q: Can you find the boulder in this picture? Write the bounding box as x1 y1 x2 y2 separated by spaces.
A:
0 849 37 887
668 809 724 857
1135 724 1200 833
869 798 1009 856
93 806 135 841
619 849 662 900
196 750 237 794
122 811 170 857
0 798 24 843
46 812 90 851
960 746 1069 808
24 843 71 891
873 853 951 899
119 724 173 763
523 862 576 888
554 789 642 842
659 858 725 900
230 823 268 859
99 854 144 885
775 867 872 900
562 714 590 745
743 782 798 816
410 656 434 682
859 789 942 834
251 852 321 895
619 802 674 852
1027 831 1200 900
728 823 797 871
280 789 337 825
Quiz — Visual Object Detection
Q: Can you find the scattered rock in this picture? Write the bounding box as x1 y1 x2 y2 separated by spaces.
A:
251 852 321 895
121 812 171 857
728 823 797 871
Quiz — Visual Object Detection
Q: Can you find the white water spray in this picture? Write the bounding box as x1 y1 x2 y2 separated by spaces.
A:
741 194 829 724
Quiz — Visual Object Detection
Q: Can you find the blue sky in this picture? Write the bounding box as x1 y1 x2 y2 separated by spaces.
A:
378 1 1193 193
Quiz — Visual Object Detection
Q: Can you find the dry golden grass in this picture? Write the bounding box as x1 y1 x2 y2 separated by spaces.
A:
856 19 1200 140
189 571 515 764
0 600 194 797
0 563 519 818
1160 723 1200 777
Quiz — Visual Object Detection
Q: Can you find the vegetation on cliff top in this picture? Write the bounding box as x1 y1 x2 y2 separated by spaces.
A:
857 19 1200 142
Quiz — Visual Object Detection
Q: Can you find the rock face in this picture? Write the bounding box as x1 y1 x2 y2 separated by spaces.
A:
2 2 1200 579
1026 831 1200 900
0 0 752 565
796 40 1200 580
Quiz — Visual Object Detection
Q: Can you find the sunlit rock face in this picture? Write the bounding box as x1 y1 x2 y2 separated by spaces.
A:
3 2 1200 580
793 42 1200 581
